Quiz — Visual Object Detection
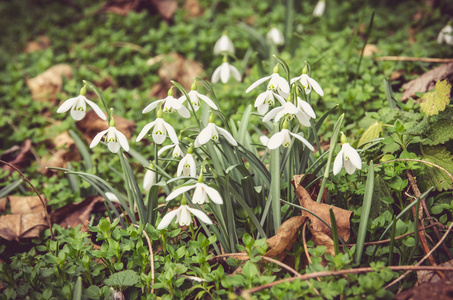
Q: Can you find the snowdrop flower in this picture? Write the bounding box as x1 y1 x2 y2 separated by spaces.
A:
333 133 362 175
90 115 129 153
167 173 223 205
267 120 314 150
194 114 238 147
57 85 106 121
158 142 184 158
178 81 218 112
260 135 269 146
143 164 156 192
157 197 212 230
177 146 197 178
267 27 285 46
291 66 324 96
254 89 286 115
246 65 290 97
214 32 234 56
211 56 241 84
104 192 120 203
297 97 316 120
437 24 453 45
136 109 179 145
313 0 325 17
142 88 190 118
263 95 311 127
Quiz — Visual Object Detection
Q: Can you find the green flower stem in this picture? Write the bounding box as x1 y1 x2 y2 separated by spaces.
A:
316 113 344 203
270 122 282 233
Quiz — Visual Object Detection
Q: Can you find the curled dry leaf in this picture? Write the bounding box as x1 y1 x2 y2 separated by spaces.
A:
402 63 453 101
311 231 335 256
76 110 136 141
1 139 32 172
50 196 106 228
265 216 306 260
417 259 453 284
293 175 352 242
26 64 72 103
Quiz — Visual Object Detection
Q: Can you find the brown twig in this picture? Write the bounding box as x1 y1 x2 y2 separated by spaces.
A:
213 253 320 296
0 159 54 240
375 56 453 63
242 265 453 295
385 220 453 289
342 222 443 247
302 219 312 265
133 224 155 294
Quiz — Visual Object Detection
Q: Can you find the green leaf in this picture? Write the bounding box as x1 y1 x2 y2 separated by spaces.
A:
418 146 453 191
358 121 382 147
104 270 140 287
84 286 101 299
423 119 453 146
420 79 451 116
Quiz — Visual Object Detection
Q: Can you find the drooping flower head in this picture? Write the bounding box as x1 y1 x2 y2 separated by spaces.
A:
313 0 326 17
179 80 218 112
158 142 184 158
211 56 241 84
142 87 190 118
194 113 238 147
267 27 285 46
246 64 290 97
177 146 197 178
143 163 156 192
291 65 324 97
214 32 235 56
166 173 223 205
57 85 106 121
437 23 453 45
157 196 212 230
263 93 311 127
333 132 362 175
267 119 314 151
90 113 129 153
136 108 179 145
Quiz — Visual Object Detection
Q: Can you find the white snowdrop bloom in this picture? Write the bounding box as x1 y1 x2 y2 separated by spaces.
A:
142 94 190 119
246 66 290 97
437 24 453 45
194 116 237 147
157 205 212 230
214 34 235 56
260 135 270 146
254 89 286 115
57 86 106 121
291 73 324 96
178 83 218 112
90 125 129 153
267 128 314 151
136 110 179 145
267 27 285 46
177 150 197 178
313 0 325 17
211 61 241 84
104 192 120 203
167 177 223 205
158 143 184 158
143 166 156 192
333 135 362 175
297 97 316 120
263 101 311 127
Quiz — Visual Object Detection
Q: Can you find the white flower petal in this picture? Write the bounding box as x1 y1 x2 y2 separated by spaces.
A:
197 93 218 110
298 99 316 119
70 108 86 121
114 128 129 152
158 144 176 156
262 106 282 122
56 97 78 113
267 131 285 149
289 132 314 151
178 206 192 226
192 185 207 204
177 105 191 118
204 185 223 204
273 92 286 105
152 121 167 144
274 76 290 94
85 98 107 120
260 135 269 146
166 184 197 201
89 128 110 148
295 111 311 127
162 120 179 144
157 208 180 230
195 124 214 147
256 102 269 115
343 143 362 170
107 142 121 153
246 75 272 93
211 66 221 83
333 148 344 175
307 77 324 96
187 207 212 225
143 169 156 192
230 65 242 82
142 100 164 114
220 63 230 84
136 120 157 142
216 126 238 146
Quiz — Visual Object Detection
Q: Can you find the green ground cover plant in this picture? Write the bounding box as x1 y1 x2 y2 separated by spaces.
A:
1 0 453 299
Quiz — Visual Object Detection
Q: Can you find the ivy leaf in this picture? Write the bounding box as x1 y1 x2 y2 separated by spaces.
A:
104 270 140 287
358 121 382 147
420 80 451 116
417 146 453 191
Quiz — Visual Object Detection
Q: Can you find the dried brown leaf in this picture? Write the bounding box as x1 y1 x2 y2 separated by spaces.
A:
9 195 47 215
361 44 379 57
402 63 453 101
184 0 203 17
417 259 453 284
1 139 32 172
0 198 6 213
265 216 307 260
24 36 51 53
0 213 47 241
40 131 80 175
311 231 335 256
395 279 453 300
26 64 72 103
293 176 352 242
51 196 106 228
